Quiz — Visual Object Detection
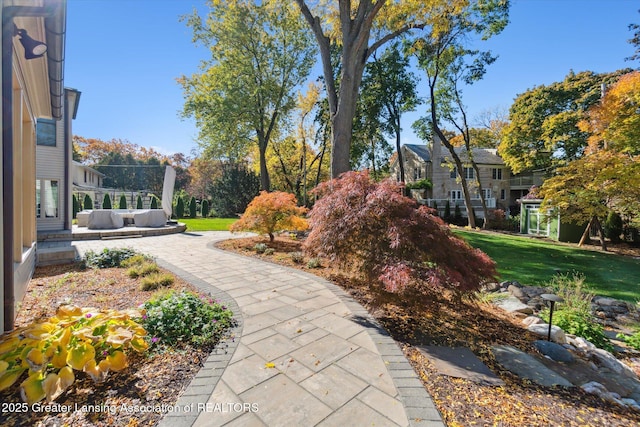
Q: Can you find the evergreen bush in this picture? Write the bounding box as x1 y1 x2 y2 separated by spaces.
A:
604 211 623 243
72 194 79 218
150 196 158 209
201 199 210 218
102 194 112 209
189 196 197 218
136 195 143 209
175 197 185 218
83 195 93 210
119 194 128 209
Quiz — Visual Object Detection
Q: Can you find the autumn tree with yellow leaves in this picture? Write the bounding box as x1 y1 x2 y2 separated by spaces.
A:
540 71 640 249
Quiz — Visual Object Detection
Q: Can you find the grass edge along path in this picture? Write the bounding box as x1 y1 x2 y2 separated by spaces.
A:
179 217 237 231
455 229 640 303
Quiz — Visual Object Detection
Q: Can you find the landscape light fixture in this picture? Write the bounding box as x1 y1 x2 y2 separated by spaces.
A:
14 24 47 59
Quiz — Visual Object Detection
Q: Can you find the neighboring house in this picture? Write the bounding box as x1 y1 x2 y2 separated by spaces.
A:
390 140 509 217
1 0 67 332
36 88 81 233
72 160 106 208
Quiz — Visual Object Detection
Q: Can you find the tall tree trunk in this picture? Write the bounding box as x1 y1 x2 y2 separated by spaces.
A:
395 118 407 196
471 162 489 229
258 141 270 192
430 99 476 228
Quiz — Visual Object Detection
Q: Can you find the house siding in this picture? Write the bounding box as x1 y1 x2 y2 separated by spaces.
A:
36 118 65 231
392 138 511 215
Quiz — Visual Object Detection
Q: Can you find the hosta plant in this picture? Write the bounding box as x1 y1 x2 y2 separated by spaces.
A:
0 305 148 404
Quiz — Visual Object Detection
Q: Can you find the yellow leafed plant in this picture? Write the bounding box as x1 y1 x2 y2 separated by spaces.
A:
0 304 149 404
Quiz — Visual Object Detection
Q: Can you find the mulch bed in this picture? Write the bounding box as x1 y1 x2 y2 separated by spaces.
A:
0 263 223 427
217 234 640 427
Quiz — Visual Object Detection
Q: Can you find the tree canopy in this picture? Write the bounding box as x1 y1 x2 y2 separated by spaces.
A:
294 0 493 178
499 69 631 174
180 0 316 191
579 71 640 154
539 71 640 248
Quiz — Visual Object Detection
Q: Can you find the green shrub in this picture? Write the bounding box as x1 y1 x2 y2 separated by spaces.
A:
150 196 159 209
202 199 210 218
617 330 640 350
604 211 623 243
136 195 143 209
175 198 185 218
140 291 233 347
84 247 137 268
264 248 275 256
72 194 79 218
405 179 432 190
444 200 451 220
83 194 93 210
102 194 112 209
547 310 612 351
140 273 174 291
540 273 613 351
119 194 128 209
189 196 197 218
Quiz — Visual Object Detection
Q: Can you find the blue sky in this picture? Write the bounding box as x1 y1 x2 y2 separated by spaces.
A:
66 0 639 158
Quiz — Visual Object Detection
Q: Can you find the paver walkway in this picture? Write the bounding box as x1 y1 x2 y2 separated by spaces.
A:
72 232 443 427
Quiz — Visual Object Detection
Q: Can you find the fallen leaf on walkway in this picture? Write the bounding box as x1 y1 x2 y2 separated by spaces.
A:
265 362 276 369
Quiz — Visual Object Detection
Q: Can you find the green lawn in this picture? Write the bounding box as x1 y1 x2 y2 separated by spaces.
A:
455 229 640 302
179 218 237 231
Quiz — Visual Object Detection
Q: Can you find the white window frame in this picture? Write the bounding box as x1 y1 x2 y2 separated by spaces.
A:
492 168 503 180
36 179 59 219
450 190 463 200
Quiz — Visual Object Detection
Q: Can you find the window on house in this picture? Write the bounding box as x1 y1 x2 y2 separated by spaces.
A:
500 189 506 200
414 167 422 180
36 179 59 219
482 188 492 200
492 168 503 180
450 190 463 200
84 170 87 183
464 167 474 179
36 119 56 147
450 169 457 179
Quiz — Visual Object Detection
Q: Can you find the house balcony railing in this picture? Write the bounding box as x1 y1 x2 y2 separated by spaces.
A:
418 197 497 210
509 175 544 188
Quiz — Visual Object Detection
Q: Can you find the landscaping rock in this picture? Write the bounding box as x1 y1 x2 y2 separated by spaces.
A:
527 324 567 344
482 282 501 292
581 381 626 406
494 296 534 315
591 348 639 380
533 340 575 363
491 345 573 387
568 336 597 354
507 284 527 301
522 316 545 327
